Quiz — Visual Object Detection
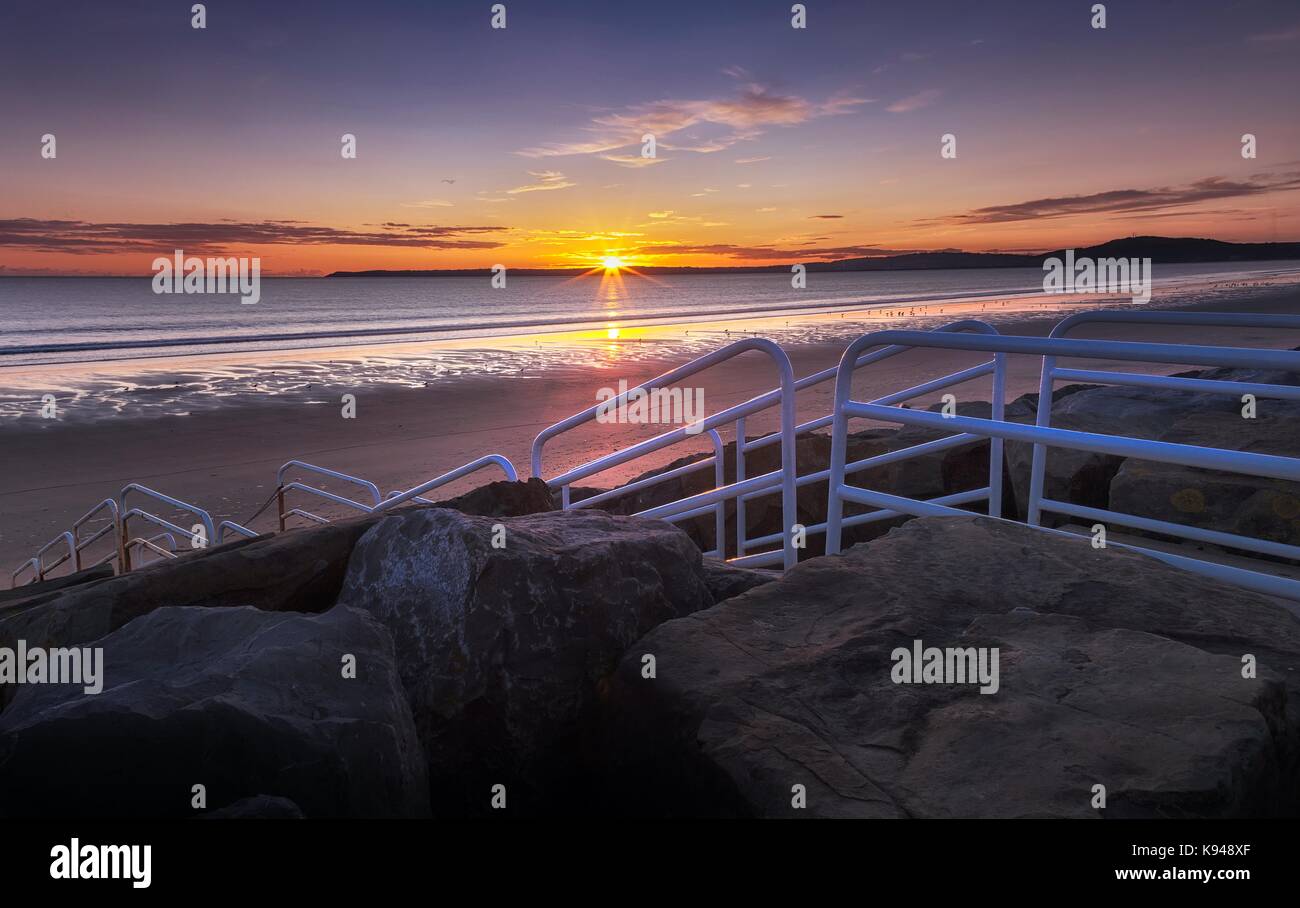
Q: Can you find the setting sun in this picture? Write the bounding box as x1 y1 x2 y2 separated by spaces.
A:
601 256 624 271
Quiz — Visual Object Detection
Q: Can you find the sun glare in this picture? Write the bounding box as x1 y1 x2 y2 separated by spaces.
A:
601 256 624 271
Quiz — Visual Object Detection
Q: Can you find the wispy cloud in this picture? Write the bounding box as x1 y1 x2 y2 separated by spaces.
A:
401 199 453 208
886 89 942 113
634 241 923 261
1247 25 1300 42
598 153 665 168
0 219 509 254
517 83 869 161
735 155 772 164
928 172 1300 224
809 214 844 219
506 170 575 194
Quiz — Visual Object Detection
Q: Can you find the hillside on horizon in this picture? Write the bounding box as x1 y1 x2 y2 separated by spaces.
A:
327 236 1300 278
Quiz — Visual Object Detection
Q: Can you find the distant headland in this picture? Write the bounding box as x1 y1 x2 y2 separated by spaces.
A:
326 236 1300 278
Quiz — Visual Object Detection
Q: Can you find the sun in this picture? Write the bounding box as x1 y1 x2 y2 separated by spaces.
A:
601 256 624 271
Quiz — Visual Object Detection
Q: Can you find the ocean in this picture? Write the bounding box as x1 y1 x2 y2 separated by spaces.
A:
4 261 1298 368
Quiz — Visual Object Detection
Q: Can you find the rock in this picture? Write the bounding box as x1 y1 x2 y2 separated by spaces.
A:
433 476 556 518
1003 384 1134 522
0 518 375 666
1108 409 1300 548
336 508 714 814
0 605 429 818
573 410 1002 560
701 559 777 603
0 563 114 607
200 795 305 819
1005 370 1300 524
0 479 556 661
602 516 1300 817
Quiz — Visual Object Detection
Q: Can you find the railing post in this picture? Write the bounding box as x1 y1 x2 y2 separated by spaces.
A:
1027 355 1056 526
776 354 798 571
708 429 725 558
988 352 1007 519
734 416 747 557
276 486 286 531
118 513 131 573
824 372 852 557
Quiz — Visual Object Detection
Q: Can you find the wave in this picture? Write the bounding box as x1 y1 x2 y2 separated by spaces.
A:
0 285 1038 359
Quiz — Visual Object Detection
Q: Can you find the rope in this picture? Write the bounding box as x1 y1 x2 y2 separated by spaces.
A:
241 487 282 528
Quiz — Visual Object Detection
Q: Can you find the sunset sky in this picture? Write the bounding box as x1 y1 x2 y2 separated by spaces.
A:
2 0 1298 275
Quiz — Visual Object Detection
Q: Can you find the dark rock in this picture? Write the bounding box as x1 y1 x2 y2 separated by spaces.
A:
1005 373 1300 525
0 479 557 659
701 559 777 604
1108 409 1300 549
336 507 714 815
433 476 556 518
199 795 305 819
0 605 429 818
0 519 375 664
602 517 1300 817
0 563 115 607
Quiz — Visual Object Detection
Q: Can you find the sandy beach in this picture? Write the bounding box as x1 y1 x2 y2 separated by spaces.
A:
3 279 1300 574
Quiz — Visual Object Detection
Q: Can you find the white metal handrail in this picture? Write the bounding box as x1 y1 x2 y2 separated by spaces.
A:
825 330 1300 600
276 460 384 529
730 319 1002 557
277 455 519 528
72 498 121 570
379 454 519 510
119 483 219 572
127 532 179 567
9 452 517 588
533 321 1001 564
1031 310 1300 528
536 337 799 569
218 520 259 541
1050 310 1300 340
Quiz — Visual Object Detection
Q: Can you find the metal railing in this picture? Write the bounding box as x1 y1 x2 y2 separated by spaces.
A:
276 460 384 529
825 330 1300 600
8 451 517 589
731 319 1002 556
532 320 1001 564
379 454 519 510
119 483 219 572
276 455 518 528
534 337 799 569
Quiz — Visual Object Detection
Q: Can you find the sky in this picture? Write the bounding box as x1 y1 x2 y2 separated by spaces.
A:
1 0 1298 275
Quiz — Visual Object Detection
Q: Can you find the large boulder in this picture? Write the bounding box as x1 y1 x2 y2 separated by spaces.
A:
336 508 714 815
1108 409 1300 549
0 563 114 607
0 604 428 818
0 479 556 667
602 517 1300 817
1005 363 1300 524
0 519 373 675
700 559 777 604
